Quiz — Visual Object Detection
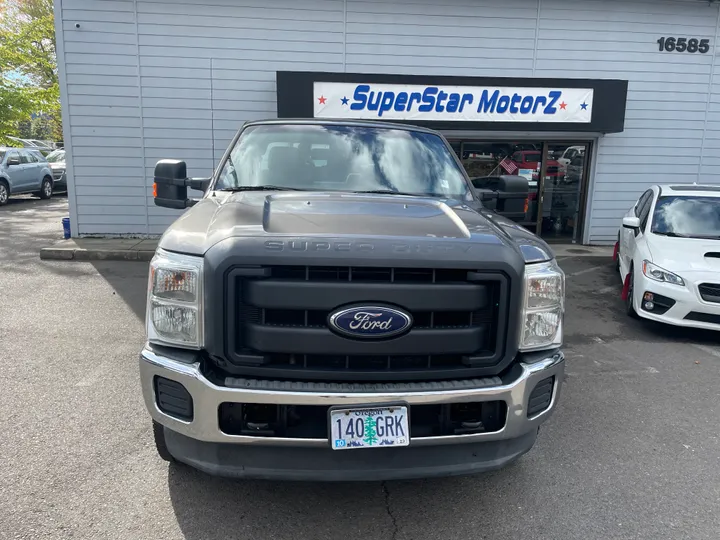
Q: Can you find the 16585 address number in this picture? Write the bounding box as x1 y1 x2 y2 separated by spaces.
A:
657 37 710 53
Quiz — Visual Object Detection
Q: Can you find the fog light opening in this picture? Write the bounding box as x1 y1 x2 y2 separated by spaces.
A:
644 301 655 311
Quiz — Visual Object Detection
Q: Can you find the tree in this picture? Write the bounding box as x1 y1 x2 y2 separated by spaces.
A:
363 416 378 446
0 0 61 145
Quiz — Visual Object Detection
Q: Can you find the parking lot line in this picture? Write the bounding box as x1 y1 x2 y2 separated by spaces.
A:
566 265 605 278
690 343 720 360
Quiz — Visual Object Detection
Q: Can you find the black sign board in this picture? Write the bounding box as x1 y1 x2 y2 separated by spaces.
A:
277 71 628 134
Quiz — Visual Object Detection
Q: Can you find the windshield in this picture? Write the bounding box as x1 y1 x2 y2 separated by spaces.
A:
651 195 720 237
46 150 65 163
214 124 471 199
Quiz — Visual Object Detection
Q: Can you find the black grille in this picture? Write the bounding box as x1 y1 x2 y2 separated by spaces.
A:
698 283 720 304
685 312 720 325
154 376 193 420
222 265 509 382
527 377 554 417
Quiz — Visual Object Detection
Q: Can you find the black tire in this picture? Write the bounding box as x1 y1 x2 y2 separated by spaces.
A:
0 180 8 206
152 421 175 462
38 177 53 199
626 265 638 318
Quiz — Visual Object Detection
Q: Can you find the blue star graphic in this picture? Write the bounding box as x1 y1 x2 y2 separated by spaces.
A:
341 96 349 106
580 102 588 110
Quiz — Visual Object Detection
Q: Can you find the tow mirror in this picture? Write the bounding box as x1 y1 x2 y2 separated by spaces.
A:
153 159 210 209
622 216 641 230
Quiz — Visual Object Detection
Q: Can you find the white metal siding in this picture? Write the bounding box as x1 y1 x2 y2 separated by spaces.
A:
57 0 720 242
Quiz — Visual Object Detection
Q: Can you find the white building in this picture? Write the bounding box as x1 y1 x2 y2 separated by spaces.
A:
54 0 720 244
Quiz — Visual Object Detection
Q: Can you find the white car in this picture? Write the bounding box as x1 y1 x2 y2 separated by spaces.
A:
616 184 720 330
557 146 584 173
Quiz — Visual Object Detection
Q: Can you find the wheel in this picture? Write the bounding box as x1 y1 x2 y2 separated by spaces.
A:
0 181 8 206
152 421 175 462
38 177 53 199
615 235 621 273
625 265 638 318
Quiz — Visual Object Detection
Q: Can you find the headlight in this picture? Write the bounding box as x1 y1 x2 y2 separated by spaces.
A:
642 260 684 286
146 249 203 348
519 260 565 351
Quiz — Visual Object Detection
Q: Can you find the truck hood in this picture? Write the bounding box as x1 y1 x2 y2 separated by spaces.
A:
646 234 720 273
158 191 554 263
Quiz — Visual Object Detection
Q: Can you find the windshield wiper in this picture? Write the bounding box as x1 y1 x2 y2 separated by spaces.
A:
218 185 303 192
653 231 689 238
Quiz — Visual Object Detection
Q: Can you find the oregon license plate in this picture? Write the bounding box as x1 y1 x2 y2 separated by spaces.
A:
330 405 409 450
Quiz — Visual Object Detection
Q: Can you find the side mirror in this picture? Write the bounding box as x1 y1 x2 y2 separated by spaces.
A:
622 216 641 230
7 157 20 166
153 159 210 209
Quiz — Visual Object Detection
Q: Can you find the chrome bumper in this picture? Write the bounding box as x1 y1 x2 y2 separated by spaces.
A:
140 346 564 448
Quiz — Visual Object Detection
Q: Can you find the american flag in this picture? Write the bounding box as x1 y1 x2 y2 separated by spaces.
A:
499 157 518 174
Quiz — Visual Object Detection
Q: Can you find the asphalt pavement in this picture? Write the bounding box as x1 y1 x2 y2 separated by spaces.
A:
2 196 720 539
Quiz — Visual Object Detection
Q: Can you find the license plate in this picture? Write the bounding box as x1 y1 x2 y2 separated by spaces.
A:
330 405 409 450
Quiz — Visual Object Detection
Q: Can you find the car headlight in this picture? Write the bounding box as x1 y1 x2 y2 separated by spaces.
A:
519 260 565 352
146 249 203 349
642 260 684 286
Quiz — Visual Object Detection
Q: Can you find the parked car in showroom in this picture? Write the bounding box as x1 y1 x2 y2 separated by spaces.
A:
617 184 720 329
510 150 562 182
556 145 584 173
45 149 67 192
0 147 54 205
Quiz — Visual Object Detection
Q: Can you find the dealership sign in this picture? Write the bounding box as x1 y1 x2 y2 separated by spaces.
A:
314 82 594 123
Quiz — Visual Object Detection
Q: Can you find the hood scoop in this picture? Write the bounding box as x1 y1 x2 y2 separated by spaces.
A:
262 193 471 238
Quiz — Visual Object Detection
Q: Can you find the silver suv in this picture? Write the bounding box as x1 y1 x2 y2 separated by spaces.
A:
0 147 54 205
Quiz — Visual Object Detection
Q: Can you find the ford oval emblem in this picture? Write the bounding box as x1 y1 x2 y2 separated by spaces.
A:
328 305 413 339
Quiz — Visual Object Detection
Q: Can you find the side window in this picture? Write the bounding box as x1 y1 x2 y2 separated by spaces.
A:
639 192 655 231
634 190 652 217
19 151 30 164
27 152 38 163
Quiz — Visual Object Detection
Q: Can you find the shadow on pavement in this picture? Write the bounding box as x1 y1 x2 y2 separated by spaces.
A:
89 260 149 321
166 460 528 540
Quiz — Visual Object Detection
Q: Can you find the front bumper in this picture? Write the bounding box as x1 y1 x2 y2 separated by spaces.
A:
633 272 720 330
140 346 565 480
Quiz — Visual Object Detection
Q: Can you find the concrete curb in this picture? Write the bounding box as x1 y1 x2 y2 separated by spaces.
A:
40 239 158 262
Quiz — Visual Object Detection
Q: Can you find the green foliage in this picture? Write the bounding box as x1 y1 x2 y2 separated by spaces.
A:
0 0 61 145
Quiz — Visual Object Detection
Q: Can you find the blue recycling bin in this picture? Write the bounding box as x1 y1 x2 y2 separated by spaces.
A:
62 217 71 239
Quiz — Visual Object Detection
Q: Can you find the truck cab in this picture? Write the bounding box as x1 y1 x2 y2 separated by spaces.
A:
140 119 565 481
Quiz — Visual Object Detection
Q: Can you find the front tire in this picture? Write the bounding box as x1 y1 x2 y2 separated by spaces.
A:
152 421 175 462
0 181 8 206
626 266 638 318
38 177 53 200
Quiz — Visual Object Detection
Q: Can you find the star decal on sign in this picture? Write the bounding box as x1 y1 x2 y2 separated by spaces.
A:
580 102 588 110
318 95 327 105
341 96 349 106
559 102 567 110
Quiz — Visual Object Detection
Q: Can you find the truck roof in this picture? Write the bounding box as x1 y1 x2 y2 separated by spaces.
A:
243 118 441 135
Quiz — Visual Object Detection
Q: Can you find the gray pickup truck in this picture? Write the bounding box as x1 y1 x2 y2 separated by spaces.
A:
140 119 565 481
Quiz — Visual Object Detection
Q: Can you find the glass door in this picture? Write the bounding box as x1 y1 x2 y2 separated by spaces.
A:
448 137 593 242
457 140 544 230
537 142 592 243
